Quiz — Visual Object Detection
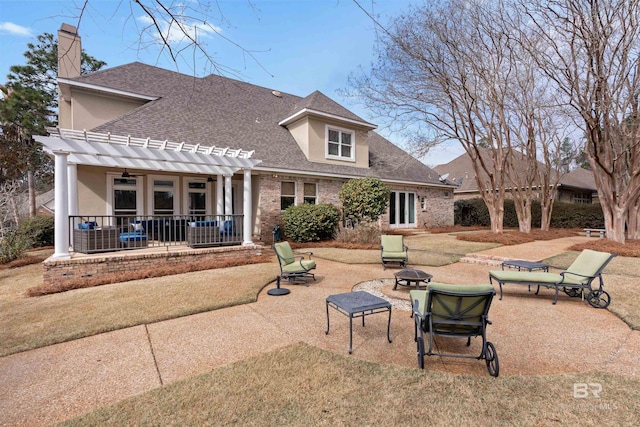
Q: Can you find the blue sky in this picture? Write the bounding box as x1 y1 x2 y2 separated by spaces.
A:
0 0 464 166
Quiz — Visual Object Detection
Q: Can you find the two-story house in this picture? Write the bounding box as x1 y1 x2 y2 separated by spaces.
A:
37 24 455 259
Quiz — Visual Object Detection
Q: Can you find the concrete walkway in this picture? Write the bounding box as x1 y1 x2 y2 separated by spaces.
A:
1 237 638 426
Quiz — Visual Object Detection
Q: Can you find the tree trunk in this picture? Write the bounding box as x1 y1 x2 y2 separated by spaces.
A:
600 201 627 243
28 170 36 217
514 199 532 233
484 195 504 233
628 202 639 240
540 195 554 231
9 195 19 226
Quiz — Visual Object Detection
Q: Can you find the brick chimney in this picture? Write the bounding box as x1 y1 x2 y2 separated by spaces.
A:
57 23 81 128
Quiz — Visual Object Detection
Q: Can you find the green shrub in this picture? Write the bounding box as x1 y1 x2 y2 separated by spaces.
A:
454 198 490 226
281 203 340 242
339 178 391 224
454 198 604 228
0 228 32 264
18 215 55 248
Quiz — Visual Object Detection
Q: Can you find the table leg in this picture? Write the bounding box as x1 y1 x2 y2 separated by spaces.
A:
386 307 393 343
349 314 354 354
325 301 330 335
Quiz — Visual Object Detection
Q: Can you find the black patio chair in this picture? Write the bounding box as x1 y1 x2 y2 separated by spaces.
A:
410 282 499 377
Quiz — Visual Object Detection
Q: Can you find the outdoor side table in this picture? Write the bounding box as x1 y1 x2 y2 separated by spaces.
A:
501 260 549 294
393 269 433 290
325 291 392 354
501 260 549 272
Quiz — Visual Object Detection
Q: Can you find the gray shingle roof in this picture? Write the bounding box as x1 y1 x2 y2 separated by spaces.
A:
559 167 597 191
434 148 596 192
73 62 445 186
282 90 374 126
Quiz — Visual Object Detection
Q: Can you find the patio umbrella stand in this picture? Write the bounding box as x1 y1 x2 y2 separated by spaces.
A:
267 277 290 296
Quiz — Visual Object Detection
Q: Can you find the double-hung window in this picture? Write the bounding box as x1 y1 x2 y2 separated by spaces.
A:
303 183 317 204
281 181 296 210
326 126 355 161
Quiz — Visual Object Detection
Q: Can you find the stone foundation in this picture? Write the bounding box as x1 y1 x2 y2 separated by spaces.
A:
42 244 263 289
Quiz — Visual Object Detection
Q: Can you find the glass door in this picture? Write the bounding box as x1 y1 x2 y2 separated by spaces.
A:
389 191 416 228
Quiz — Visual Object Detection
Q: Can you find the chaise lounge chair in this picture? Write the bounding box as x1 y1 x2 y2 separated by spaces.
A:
268 241 317 296
488 249 616 308
410 282 499 377
380 235 408 270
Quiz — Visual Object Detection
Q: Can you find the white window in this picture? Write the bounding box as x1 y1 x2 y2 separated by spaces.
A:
326 125 355 161
183 178 212 217
572 192 592 204
107 174 144 227
303 183 317 204
281 181 296 210
147 175 179 216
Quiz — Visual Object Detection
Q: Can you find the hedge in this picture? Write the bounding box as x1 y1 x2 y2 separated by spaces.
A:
454 198 604 229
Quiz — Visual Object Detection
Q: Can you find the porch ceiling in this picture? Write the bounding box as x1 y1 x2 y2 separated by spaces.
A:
35 128 261 176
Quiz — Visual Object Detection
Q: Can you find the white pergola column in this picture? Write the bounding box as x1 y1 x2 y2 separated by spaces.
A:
224 175 233 216
242 169 253 245
67 163 78 229
53 151 70 259
216 174 224 216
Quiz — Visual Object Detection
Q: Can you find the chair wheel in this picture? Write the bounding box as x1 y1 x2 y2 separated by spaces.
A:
586 290 611 309
563 287 581 298
485 342 499 377
417 337 425 370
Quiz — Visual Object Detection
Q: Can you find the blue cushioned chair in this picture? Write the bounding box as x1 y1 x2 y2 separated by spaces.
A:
119 223 148 248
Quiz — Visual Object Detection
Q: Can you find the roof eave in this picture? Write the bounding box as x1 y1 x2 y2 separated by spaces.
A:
278 108 377 130
253 166 454 188
57 77 159 101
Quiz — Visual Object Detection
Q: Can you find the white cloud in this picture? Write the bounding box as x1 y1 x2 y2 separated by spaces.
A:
0 22 33 37
137 15 221 45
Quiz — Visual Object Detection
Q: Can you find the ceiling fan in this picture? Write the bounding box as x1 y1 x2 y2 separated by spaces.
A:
121 168 141 178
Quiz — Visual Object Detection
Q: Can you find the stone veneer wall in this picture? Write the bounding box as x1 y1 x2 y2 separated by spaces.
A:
257 173 454 241
256 173 346 242
42 244 263 289
380 186 454 228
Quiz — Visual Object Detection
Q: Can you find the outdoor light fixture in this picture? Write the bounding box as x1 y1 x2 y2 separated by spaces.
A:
207 175 214 182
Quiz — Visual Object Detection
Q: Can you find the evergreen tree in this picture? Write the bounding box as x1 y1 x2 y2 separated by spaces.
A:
0 32 105 215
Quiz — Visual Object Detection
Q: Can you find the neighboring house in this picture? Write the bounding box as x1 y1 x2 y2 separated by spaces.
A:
557 167 599 204
434 149 598 204
36 24 455 258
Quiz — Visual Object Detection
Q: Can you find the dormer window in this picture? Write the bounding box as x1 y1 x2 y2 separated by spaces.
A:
326 125 355 161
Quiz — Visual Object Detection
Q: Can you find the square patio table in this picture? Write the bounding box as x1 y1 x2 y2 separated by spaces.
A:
325 291 392 354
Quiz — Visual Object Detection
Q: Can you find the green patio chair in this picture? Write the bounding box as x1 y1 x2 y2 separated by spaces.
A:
489 249 616 308
410 282 499 377
268 241 316 296
380 234 408 270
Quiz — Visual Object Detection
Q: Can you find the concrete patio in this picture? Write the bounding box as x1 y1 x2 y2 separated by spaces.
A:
1 236 638 426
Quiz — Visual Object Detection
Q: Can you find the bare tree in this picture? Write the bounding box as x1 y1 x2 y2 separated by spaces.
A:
524 0 640 243
72 0 269 78
504 47 569 231
0 180 22 232
347 0 515 233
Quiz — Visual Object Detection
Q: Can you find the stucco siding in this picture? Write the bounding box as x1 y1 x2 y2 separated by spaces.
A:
72 90 146 131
